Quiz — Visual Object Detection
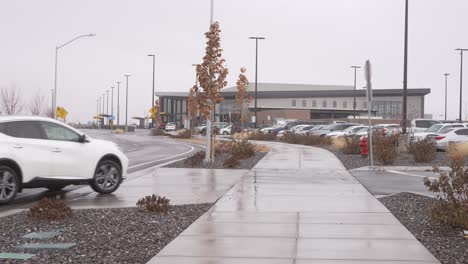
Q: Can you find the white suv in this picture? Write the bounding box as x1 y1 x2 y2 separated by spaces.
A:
0 116 128 205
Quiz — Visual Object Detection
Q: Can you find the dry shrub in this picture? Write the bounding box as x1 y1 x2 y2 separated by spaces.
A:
282 133 332 146
231 139 256 159
341 136 361 154
373 135 399 165
114 128 125 134
169 129 191 139
149 128 165 136
407 138 436 162
248 132 277 141
448 142 468 160
215 140 233 154
254 144 270 153
30 198 72 221
136 195 170 213
223 156 240 168
424 158 468 229
184 151 205 167
232 132 251 140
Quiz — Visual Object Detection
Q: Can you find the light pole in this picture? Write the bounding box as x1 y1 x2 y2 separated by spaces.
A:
350 66 361 118
106 90 110 117
102 93 105 123
148 54 156 127
96 98 99 127
110 87 115 117
124 75 131 132
456 49 468 121
249 36 265 128
444 73 450 120
402 0 409 134
53 33 95 118
117 81 121 127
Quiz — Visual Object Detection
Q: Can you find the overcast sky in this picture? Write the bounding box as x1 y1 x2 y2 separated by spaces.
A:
1 0 467 123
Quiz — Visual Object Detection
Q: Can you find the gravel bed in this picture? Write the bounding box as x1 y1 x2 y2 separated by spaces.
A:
165 151 267 169
0 204 212 263
379 193 467 264
325 147 455 170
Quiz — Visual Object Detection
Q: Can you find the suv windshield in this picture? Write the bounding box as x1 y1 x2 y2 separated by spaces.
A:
425 124 443 133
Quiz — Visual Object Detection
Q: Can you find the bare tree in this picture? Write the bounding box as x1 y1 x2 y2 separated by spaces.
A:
235 67 251 130
29 90 46 116
0 83 23 115
196 22 229 161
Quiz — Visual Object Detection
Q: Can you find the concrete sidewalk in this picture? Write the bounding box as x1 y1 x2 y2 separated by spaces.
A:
150 142 440 264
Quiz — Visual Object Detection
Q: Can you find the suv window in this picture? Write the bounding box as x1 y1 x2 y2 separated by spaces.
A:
41 122 80 142
455 129 468 135
3 121 46 139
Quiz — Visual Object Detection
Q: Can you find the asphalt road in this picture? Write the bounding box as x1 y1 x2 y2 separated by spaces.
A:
350 168 440 197
0 129 202 209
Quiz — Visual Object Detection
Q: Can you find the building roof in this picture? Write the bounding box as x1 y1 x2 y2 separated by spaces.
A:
156 83 431 98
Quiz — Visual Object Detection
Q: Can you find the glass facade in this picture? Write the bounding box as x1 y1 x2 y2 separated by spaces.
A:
372 101 402 119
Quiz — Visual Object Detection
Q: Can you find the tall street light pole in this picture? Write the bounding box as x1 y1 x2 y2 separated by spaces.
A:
148 54 156 127
102 93 105 116
53 33 95 118
124 75 131 132
456 49 468 121
249 36 265 128
110 87 115 117
444 73 450 120
117 82 121 127
96 98 99 127
350 66 361 119
402 0 409 134
106 90 110 118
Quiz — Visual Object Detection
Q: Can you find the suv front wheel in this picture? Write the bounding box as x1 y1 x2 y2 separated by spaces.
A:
0 166 19 205
90 160 122 194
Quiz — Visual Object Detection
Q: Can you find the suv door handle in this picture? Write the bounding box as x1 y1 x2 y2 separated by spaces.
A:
52 149 62 153
13 144 23 149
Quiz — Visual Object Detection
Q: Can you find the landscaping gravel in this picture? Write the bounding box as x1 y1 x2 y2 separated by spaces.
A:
0 204 212 263
165 151 267 169
379 193 467 264
326 147 455 170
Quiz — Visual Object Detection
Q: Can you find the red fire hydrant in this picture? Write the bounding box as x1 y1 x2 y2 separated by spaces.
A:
360 137 368 157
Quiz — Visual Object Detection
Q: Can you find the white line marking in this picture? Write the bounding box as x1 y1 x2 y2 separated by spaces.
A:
386 170 438 180
128 141 195 169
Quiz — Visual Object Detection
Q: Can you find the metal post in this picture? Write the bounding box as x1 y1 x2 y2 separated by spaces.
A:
117 81 121 127
102 94 105 117
205 0 214 163
53 48 58 118
456 49 468 121
402 0 409 134
351 66 361 119
106 90 109 117
111 87 114 116
249 37 265 128
148 54 156 127
96 99 99 127
124 75 131 132
444 73 450 120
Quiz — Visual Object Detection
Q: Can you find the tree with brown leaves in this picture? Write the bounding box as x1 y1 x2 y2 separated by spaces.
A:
235 67 251 130
196 22 229 162
0 83 23 115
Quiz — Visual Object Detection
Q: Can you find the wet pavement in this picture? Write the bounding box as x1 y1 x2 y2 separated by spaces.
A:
150 142 440 264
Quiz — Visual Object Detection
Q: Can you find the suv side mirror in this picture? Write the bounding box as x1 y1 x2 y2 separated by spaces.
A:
78 134 88 143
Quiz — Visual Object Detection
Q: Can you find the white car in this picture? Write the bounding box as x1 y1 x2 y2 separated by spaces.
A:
434 127 468 151
0 116 128 205
219 125 232 135
412 123 466 141
165 122 176 131
326 125 367 138
410 119 442 133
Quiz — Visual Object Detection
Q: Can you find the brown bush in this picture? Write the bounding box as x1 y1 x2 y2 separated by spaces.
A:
424 158 468 229
231 139 256 159
341 136 361 154
282 133 332 146
223 156 240 168
407 138 436 162
136 195 170 213
215 140 233 154
169 129 191 139
30 198 72 221
248 132 277 141
372 135 399 165
184 151 205 167
149 128 165 136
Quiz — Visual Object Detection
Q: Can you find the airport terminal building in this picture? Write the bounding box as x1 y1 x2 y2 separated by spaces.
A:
156 83 430 128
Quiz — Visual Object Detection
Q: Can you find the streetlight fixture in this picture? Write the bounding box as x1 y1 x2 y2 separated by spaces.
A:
53 33 95 118
456 48 468 121
148 54 156 127
117 81 121 127
350 66 361 118
444 73 450 120
124 75 131 132
110 87 115 116
248 36 265 128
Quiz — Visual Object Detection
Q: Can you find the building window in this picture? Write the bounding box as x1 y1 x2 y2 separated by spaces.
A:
302 100 307 107
332 101 337 108
291 99 296 106
322 100 327 108
362 102 368 109
343 101 347 108
312 100 317 107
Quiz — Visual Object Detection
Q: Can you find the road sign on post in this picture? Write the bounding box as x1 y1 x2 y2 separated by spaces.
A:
364 60 374 169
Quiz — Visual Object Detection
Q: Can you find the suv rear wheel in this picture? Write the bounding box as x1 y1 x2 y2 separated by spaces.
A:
0 166 19 205
90 160 122 194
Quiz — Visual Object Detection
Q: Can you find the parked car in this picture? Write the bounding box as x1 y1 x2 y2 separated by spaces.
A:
410 119 442 133
355 127 370 138
232 122 256 134
165 122 176 131
326 125 367 138
0 116 129 205
219 125 232 135
194 124 207 134
412 123 466 141
434 127 468 151
311 123 360 137
373 124 401 137
300 124 325 135
277 125 315 137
